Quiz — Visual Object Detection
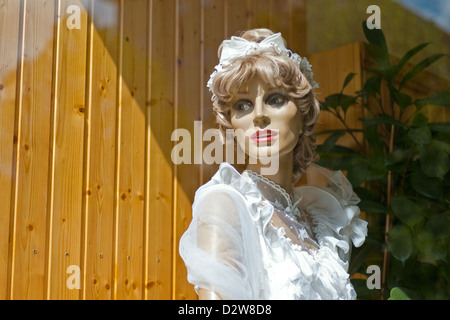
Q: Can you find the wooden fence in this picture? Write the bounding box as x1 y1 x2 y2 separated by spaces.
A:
1 0 447 300
0 0 307 300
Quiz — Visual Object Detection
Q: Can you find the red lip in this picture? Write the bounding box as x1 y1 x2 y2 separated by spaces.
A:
251 129 278 142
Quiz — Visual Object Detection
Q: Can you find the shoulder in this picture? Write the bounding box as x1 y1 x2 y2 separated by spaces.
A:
194 188 240 212
198 163 250 190
195 162 256 205
192 163 255 220
295 164 368 254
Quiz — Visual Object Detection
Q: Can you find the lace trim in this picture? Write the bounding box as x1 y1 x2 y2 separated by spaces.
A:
243 169 294 210
243 169 321 245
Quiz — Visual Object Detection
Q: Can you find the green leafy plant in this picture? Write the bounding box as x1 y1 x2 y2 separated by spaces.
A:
317 22 450 299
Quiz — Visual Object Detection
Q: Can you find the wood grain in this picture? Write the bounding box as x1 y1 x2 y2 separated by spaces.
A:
114 0 147 300
0 0 21 300
48 0 88 300
1 0 446 300
145 0 176 300
82 0 119 300
172 0 202 300
9 0 55 300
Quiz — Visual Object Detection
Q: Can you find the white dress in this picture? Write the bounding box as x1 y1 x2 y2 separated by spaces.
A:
179 162 368 300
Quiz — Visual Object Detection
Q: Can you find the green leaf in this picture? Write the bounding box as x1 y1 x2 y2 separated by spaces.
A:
317 144 360 155
323 93 341 110
390 197 425 227
360 115 407 128
410 170 443 200
359 200 386 214
362 75 381 98
370 65 399 81
419 140 450 178
415 91 450 109
412 113 428 127
339 94 359 113
433 138 450 153
365 43 390 68
363 125 384 152
429 122 450 133
319 101 331 112
426 214 450 240
416 229 448 261
348 243 374 275
321 131 346 152
388 287 412 300
321 93 358 113
363 21 388 52
346 162 369 187
408 125 432 145
351 278 380 300
354 187 379 202
366 153 388 181
399 53 446 90
396 42 430 72
388 224 413 263
388 83 411 110
316 145 361 170
385 149 410 166
342 73 357 91
434 133 450 154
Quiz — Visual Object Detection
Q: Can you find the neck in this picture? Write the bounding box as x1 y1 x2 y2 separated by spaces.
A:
245 153 294 194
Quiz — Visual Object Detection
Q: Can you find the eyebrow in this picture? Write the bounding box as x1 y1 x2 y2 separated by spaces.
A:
237 88 249 94
235 85 284 96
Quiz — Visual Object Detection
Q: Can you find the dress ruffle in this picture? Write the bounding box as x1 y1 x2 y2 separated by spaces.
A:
179 162 368 300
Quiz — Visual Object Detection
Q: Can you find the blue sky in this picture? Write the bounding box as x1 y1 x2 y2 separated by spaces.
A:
394 0 450 33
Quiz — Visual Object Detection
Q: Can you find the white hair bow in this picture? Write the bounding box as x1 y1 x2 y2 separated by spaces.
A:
219 32 287 65
207 32 318 97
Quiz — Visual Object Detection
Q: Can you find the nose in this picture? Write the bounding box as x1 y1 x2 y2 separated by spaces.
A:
253 99 270 128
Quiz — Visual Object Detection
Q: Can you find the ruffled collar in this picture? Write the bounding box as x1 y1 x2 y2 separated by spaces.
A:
201 162 368 285
242 169 302 216
211 163 312 226
241 168 319 247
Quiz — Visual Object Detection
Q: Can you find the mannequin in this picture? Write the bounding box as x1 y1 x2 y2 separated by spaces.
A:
179 28 367 300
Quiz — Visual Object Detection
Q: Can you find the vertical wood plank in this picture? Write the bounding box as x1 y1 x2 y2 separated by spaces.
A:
144 0 175 300
9 0 55 300
115 0 147 300
0 0 387 301
225 0 251 38
249 0 272 29
307 43 363 148
0 0 21 300
48 0 89 300
270 0 291 35
173 0 202 300
82 0 119 300
289 0 307 55
200 0 226 184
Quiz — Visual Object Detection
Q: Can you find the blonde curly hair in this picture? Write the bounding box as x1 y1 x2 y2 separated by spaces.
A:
210 28 320 182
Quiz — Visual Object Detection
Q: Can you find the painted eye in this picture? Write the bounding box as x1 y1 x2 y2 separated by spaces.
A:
267 94 288 108
234 100 253 112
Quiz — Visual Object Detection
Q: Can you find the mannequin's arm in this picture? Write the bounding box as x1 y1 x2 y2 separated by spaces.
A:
198 288 222 300
195 192 242 300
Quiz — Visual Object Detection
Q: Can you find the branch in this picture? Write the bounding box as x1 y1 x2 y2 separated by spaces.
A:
335 109 364 151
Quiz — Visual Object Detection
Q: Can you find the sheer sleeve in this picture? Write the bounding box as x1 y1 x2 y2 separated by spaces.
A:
179 184 267 300
301 164 368 264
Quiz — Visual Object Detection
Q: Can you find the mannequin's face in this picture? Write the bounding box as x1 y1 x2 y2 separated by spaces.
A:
230 75 303 162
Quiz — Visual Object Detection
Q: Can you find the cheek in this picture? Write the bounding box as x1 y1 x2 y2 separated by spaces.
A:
280 105 303 137
230 116 249 150
230 115 253 139
276 105 303 152
289 112 303 136
230 116 239 130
